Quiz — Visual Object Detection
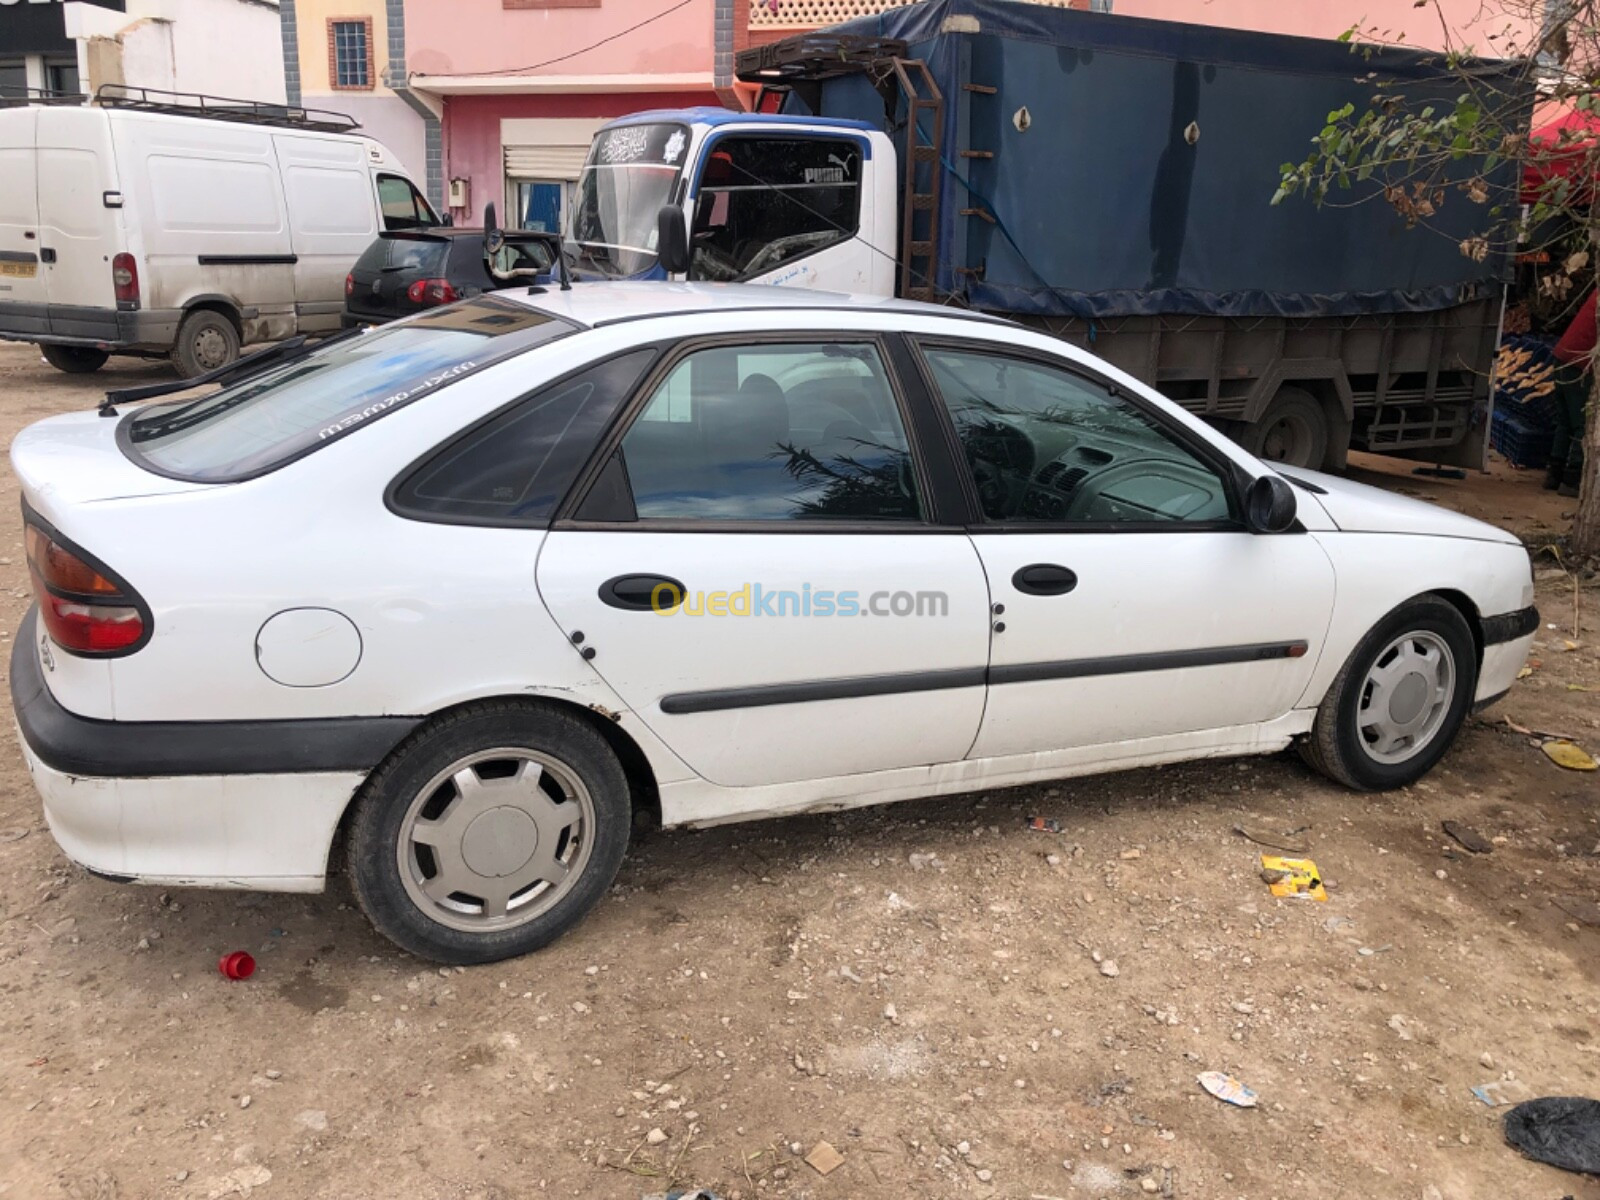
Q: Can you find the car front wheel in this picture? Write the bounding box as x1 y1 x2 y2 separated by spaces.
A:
1300 595 1477 791
346 702 631 963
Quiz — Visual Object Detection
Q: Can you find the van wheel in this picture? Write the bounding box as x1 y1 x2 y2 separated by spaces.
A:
1242 387 1329 469
171 310 239 378
345 701 631 964
40 345 109 374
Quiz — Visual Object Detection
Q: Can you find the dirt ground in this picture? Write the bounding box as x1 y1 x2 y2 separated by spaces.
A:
0 341 1597 1200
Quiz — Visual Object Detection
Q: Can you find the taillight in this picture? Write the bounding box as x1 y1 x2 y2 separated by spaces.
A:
406 278 458 306
24 519 149 656
112 253 139 311
345 273 355 297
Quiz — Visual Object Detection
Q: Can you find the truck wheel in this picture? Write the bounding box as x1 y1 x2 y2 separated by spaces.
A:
170 309 239 378
1242 387 1328 469
40 345 109 374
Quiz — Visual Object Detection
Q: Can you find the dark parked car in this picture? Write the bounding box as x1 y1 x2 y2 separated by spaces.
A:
344 230 556 325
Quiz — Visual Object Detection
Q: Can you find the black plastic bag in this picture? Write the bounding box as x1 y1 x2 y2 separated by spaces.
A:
1504 1097 1600 1174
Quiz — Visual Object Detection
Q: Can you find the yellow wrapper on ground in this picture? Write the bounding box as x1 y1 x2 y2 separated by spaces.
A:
1543 740 1598 771
1260 854 1327 901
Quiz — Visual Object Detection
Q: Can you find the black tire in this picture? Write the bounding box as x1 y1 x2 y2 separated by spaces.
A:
170 309 239 378
1242 386 1329 470
1300 595 1478 791
40 344 109 374
345 701 631 964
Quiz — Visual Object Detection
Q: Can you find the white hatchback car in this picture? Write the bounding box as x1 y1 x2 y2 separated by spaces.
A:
12 284 1536 962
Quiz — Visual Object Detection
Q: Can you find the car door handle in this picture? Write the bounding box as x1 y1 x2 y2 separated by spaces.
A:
39 248 56 264
598 573 686 612
1012 563 1078 596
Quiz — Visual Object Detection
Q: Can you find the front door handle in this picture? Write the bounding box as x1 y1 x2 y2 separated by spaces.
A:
1012 563 1078 596
599 573 686 612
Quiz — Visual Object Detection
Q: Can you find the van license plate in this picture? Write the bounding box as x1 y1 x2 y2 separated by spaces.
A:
0 262 37 279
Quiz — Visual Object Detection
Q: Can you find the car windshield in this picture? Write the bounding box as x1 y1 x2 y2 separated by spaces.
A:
122 298 571 482
567 122 689 278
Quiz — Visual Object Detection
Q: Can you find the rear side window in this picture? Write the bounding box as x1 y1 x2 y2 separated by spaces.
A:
391 349 657 526
355 235 447 276
121 298 571 482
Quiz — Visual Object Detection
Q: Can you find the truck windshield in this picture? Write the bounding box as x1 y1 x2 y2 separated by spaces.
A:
121 298 571 482
568 122 689 278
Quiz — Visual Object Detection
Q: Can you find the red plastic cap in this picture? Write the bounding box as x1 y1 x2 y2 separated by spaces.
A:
218 951 256 980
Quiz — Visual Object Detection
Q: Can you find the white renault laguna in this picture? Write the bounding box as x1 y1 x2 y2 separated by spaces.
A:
11 284 1535 962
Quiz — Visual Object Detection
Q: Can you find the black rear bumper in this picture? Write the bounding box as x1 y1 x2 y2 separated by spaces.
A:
0 302 182 350
12 607 419 778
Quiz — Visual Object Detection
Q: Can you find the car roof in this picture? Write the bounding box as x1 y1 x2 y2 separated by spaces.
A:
492 281 1008 331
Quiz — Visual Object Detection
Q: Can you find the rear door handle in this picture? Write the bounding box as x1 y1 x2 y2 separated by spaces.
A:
599 573 686 612
1012 563 1078 596
39 247 56 264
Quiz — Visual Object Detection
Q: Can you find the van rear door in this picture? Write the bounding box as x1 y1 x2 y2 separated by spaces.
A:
0 108 47 334
274 133 379 333
35 107 122 338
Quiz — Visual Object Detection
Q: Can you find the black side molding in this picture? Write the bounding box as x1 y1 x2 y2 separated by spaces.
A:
659 641 1310 715
660 666 988 715
1482 606 1538 646
11 608 419 778
989 642 1308 686
197 254 300 266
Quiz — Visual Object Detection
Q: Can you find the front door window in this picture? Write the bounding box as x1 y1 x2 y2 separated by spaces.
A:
921 346 1234 526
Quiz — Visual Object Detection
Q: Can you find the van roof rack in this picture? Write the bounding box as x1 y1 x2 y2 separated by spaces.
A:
94 84 361 134
0 85 89 108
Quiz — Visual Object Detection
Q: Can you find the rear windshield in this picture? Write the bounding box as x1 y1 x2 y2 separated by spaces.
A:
355 235 448 276
122 298 571 482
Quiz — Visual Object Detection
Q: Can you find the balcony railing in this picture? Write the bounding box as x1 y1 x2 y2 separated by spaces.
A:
748 0 1100 30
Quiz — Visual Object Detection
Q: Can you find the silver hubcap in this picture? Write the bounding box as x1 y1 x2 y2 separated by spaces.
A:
194 326 229 370
1357 631 1456 764
397 748 594 933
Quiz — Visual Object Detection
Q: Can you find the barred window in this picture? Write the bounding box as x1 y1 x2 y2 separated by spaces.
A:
331 20 371 89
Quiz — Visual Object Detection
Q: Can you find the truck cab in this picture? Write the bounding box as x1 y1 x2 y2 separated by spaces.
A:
568 109 896 296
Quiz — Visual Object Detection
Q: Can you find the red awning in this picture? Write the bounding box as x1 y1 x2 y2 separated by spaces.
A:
1522 107 1600 206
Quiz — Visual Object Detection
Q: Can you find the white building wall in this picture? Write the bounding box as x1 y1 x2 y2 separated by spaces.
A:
66 0 284 102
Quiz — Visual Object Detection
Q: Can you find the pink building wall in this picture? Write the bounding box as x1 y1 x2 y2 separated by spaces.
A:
407 0 721 227
407 0 714 78
442 91 722 227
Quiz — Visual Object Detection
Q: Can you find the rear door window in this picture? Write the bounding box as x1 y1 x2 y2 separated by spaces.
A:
121 298 572 482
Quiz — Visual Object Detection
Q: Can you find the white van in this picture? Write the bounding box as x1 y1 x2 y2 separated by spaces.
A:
0 89 438 376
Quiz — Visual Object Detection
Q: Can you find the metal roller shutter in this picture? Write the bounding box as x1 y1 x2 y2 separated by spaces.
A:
504 143 591 180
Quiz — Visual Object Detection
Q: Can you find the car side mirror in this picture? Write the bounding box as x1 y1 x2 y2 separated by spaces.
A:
657 204 689 276
1244 474 1298 534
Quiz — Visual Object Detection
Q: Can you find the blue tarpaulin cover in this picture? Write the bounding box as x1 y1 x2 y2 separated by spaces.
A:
781 0 1530 319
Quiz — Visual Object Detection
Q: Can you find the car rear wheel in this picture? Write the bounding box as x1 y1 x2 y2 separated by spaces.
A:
1300 596 1477 790
170 309 239 378
346 702 630 964
40 344 110 374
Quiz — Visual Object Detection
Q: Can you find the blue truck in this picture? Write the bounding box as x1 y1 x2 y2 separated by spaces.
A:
565 0 1528 471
